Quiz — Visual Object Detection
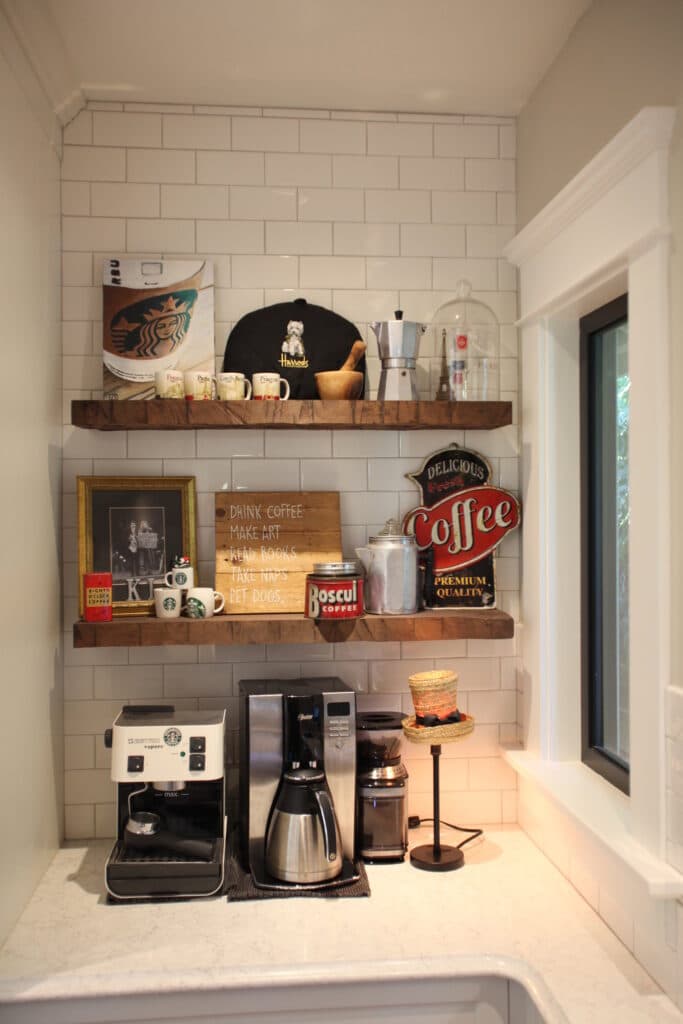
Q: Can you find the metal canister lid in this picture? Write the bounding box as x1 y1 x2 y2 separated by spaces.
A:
369 519 416 546
311 560 360 576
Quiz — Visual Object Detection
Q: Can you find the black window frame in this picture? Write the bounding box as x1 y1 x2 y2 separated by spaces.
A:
579 293 630 795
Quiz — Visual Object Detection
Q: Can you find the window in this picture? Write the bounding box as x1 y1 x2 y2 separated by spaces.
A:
580 294 629 794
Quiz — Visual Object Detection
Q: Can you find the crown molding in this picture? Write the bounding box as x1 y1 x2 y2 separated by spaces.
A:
0 0 84 148
504 107 676 268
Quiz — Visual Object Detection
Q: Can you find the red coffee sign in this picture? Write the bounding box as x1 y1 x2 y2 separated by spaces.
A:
404 485 520 573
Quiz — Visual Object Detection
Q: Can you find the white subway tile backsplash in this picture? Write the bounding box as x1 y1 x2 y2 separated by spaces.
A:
232 116 298 152
266 153 332 187
91 182 160 217
198 150 264 185
232 459 300 491
266 221 332 255
300 119 366 154
465 158 515 191
401 224 466 258
365 189 430 223
300 256 365 289
63 216 125 252
368 122 432 156
231 186 296 220
434 124 498 158
163 114 229 149
62 182 90 216
232 255 298 288
366 257 431 290
333 155 398 188
61 102 521 842
161 184 228 219
431 190 496 225
333 223 399 256
197 220 263 254
94 111 162 148
127 218 195 253
400 157 464 190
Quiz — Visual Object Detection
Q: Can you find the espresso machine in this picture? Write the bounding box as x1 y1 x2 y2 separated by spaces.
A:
239 678 358 891
104 705 227 901
371 310 426 400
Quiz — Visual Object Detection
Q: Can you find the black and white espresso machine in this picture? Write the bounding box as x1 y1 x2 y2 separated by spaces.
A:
104 705 227 901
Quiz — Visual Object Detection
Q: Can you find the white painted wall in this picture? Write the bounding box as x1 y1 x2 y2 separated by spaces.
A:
0 29 63 942
61 101 521 839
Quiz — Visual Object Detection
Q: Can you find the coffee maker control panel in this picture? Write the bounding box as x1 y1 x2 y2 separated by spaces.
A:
110 708 225 782
326 701 352 739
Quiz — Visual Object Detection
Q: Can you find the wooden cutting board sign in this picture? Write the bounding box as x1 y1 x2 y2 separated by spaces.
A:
215 492 342 614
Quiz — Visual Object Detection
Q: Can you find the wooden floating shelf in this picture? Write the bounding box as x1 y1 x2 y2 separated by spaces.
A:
73 608 514 648
71 399 512 432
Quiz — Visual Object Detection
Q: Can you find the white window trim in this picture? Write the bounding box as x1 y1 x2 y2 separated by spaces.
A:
503 107 683 897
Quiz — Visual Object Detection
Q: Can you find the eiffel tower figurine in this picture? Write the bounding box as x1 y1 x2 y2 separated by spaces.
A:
435 327 450 401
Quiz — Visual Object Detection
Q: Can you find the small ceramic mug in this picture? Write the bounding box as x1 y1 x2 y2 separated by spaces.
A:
252 372 290 400
164 565 195 590
155 369 185 398
154 586 182 619
185 587 225 619
184 370 216 400
218 372 252 401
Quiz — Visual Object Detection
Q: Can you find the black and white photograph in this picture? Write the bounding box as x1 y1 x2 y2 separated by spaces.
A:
77 477 197 616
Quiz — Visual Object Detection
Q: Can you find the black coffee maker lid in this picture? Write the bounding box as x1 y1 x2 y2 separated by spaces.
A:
356 712 405 732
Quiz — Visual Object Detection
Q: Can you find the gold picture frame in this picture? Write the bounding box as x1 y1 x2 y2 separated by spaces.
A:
77 476 197 618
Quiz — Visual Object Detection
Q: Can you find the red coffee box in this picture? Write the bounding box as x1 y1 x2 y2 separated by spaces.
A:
83 572 113 622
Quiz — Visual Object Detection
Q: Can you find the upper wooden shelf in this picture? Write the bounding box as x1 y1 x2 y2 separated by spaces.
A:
71 399 512 432
73 608 514 648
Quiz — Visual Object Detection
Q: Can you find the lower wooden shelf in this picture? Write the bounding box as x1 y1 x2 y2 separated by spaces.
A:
73 608 514 648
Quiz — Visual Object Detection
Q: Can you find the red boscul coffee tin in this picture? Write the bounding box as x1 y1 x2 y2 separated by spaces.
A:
305 561 364 620
83 572 113 622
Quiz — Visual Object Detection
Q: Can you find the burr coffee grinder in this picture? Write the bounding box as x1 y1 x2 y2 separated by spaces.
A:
371 310 426 400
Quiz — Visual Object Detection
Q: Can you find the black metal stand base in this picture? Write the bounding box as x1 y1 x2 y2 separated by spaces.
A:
410 844 464 872
409 743 466 874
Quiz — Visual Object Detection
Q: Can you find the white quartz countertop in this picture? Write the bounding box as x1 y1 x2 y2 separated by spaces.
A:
0 827 681 1023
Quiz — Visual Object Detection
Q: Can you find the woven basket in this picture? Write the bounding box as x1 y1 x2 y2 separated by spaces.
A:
408 669 459 720
402 713 474 744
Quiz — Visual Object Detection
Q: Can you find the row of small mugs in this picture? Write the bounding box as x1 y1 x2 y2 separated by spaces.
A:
155 585 224 619
156 370 290 401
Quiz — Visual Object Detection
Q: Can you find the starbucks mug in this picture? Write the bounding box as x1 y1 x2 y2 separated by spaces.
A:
218 372 252 401
185 587 225 619
252 372 290 400
154 587 182 619
165 565 195 590
184 370 216 400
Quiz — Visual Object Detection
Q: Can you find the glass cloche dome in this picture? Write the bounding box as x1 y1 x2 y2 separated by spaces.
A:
430 280 500 401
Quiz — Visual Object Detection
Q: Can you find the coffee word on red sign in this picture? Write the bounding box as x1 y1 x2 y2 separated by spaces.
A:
402 443 521 609
404 485 521 573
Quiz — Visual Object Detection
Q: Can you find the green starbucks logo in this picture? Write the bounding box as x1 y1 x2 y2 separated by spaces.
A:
163 596 177 611
186 596 206 619
175 571 188 585
163 727 182 746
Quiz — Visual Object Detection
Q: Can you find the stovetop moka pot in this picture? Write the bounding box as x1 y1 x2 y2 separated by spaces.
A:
371 310 426 400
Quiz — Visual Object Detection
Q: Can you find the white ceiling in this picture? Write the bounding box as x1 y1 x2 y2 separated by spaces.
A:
10 0 592 118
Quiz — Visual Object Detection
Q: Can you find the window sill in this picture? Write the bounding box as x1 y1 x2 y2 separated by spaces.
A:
503 747 683 899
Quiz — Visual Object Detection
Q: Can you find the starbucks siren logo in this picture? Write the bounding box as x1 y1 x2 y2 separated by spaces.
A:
163 727 182 746
186 596 206 619
175 571 187 585
163 596 177 611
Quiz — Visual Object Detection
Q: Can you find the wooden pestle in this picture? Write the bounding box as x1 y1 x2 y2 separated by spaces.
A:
339 339 367 371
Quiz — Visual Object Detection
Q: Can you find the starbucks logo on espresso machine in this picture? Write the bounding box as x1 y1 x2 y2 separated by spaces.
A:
163 727 182 747
402 443 520 609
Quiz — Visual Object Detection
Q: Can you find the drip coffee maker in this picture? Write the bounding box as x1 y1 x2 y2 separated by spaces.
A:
356 712 408 863
239 678 359 891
